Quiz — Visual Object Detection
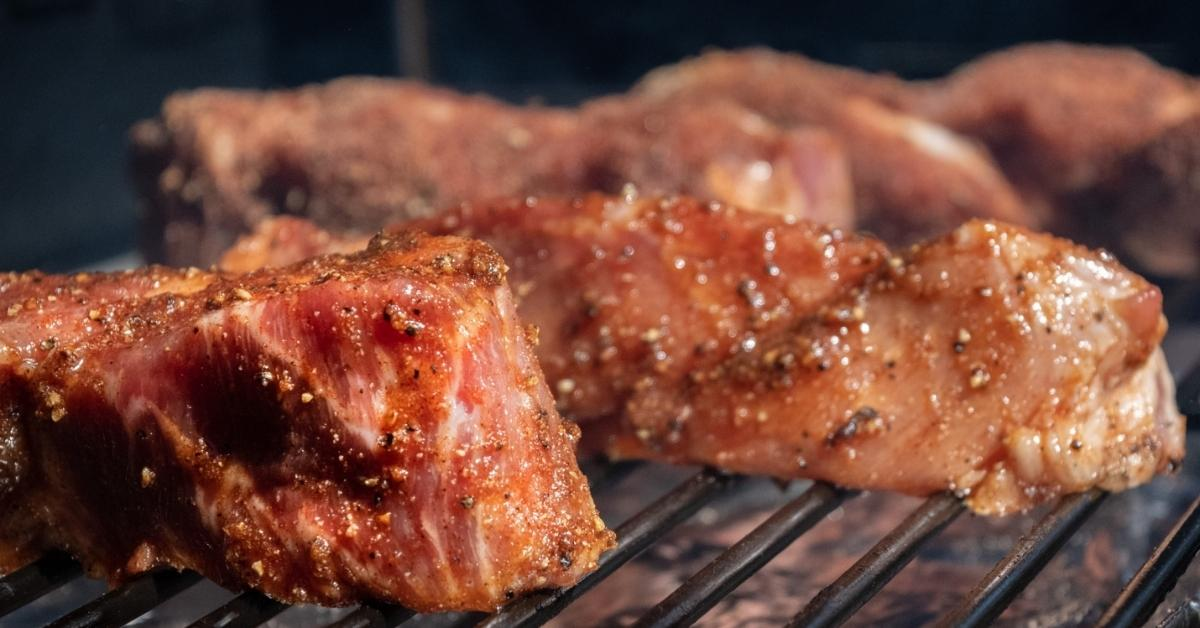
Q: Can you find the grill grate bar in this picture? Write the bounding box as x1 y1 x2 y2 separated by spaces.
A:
477 469 741 628
189 590 289 628
935 489 1106 628
46 569 203 628
1159 600 1200 628
0 552 82 618
1098 494 1200 628
326 603 417 628
790 492 965 628
634 482 851 628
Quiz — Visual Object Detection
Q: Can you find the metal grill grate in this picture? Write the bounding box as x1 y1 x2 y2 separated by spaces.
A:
3 341 1200 627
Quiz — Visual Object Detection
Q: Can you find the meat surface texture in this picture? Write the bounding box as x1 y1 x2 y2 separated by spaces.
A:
577 98 855 228
130 79 586 267
1080 115 1200 277
628 49 1034 243
916 43 1200 200
913 43 1200 275
610 220 1183 514
0 233 613 610
224 195 887 424
135 44 1200 277
221 196 1183 514
132 78 851 267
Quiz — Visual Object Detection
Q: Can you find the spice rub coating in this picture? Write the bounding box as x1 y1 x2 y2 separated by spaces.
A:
0 232 613 610
220 198 1183 514
224 195 887 424
608 220 1182 514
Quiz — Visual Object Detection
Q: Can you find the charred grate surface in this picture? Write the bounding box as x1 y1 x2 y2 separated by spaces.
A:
47 569 202 628
479 469 741 628
0 552 81 618
190 590 289 628
326 603 417 628
2 327 1199 627
790 492 965 628
1098 493 1200 628
934 489 1108 628
634 482 852 628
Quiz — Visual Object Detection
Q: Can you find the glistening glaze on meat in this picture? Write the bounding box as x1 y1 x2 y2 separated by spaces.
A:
0 233 613 610
606 220 1183 514
219 199 1183 514
223 195 887 423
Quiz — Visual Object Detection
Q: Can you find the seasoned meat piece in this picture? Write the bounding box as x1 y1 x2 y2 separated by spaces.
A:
914 43 1200 275
579 98 854 228
1079 115 1200 277
0 233 613 610
630 48 1035 241
916 43 1200 198
605 220 1182 514
133 79 853 266
218 214 369 273
131 79 587 267
219 199 1182 514
221 195 887 423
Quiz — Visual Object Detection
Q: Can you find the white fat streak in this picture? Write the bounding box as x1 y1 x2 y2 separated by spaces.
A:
857 100 1003 186
1066 256 1133 301
1006 349 1180 491
903 117 975 162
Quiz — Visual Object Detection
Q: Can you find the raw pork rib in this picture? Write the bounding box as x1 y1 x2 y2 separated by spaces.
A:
222 197 1184 514
222 195 887 423
0 232 613 609
611 220 1182 514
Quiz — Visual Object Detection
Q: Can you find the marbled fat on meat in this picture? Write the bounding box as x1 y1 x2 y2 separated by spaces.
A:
0 232 613 610
612 220 1183 514
221 196 1185 515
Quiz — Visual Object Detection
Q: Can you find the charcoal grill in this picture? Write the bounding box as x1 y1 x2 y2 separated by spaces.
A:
3 296 1200 628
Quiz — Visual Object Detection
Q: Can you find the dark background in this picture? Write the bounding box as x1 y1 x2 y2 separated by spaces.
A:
3 0 1199 271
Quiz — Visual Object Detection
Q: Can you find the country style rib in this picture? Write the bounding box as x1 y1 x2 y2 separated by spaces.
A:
610 220 1182 514
222 195 886 423
0 232 613 610
221 196 1183 514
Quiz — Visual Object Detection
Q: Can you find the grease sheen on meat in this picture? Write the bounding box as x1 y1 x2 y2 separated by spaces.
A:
221 198 1183 514
0 232 613 610
607 220 1182 514
224 195 887 423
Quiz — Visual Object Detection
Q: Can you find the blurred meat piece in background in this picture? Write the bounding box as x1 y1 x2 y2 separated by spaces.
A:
133 43 1200 277
130 79 586 266
578 98 854 228
629 49 1034 242
1081 115 1200 277
916 43 1199 202
133 79 852 267
913 43 1200 276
